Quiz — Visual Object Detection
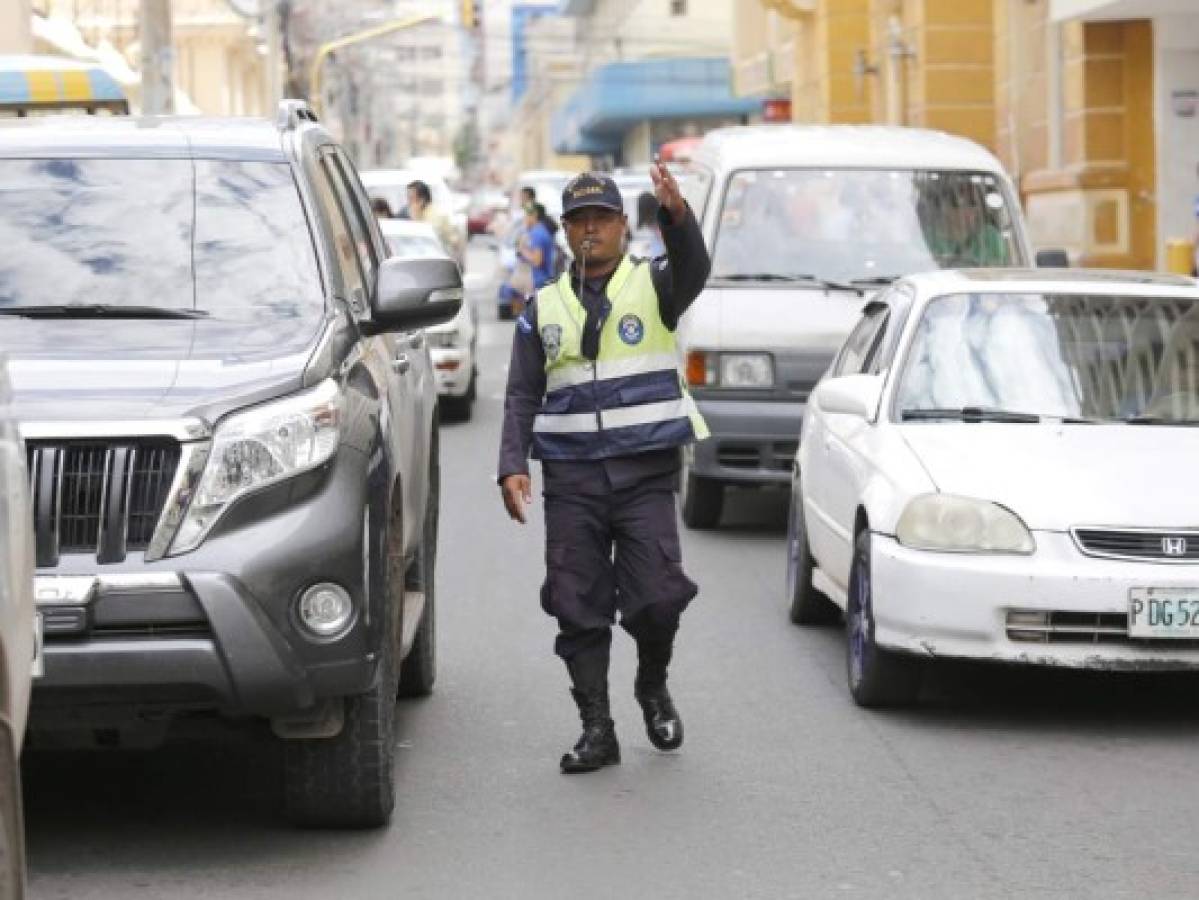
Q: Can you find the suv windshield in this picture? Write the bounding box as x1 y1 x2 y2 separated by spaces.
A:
896 292 1199 423
711 168 1021 283
0 158 324 324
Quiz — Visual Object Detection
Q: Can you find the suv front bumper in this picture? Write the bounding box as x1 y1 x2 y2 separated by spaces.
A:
32 447 382 723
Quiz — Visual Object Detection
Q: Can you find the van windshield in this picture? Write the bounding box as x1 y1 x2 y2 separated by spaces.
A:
710 168 1022 284
0 158 324 324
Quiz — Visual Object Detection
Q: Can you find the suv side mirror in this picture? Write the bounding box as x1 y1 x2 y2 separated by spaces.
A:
1035 248 1070 268
369 256 463 332
813 374 883 420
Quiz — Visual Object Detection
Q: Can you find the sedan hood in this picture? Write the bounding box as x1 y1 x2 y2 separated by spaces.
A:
0 317 323 427
900 424 1199 531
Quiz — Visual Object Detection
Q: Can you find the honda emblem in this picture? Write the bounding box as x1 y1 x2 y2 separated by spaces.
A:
1163 536 1188 557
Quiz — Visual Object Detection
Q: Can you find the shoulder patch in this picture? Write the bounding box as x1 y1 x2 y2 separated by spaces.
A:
516 315 533 334
656 258 669 271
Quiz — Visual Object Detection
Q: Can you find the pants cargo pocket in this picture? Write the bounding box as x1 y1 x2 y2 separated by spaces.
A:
656 535 698 610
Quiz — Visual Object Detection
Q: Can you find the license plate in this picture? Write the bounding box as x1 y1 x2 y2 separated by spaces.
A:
1129 588 1199 638
31 613 43 680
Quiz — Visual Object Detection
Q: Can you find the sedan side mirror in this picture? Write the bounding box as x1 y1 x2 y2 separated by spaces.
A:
813 374 883 420
1035 248 1070 268
369 256 463 333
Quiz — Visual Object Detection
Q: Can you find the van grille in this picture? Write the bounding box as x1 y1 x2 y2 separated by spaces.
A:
28 441 180 566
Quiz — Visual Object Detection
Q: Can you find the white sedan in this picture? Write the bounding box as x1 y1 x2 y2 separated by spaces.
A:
786 268 1199 707
380 219 477 421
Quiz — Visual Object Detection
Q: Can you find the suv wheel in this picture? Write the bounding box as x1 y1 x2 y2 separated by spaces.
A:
399 440 439 697
681 452 723 529
283 611 397 828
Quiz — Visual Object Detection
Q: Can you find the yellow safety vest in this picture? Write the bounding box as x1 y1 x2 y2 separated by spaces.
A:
531 256 708 461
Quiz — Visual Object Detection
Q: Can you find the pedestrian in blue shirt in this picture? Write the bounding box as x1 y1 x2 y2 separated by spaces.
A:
519 203 556 290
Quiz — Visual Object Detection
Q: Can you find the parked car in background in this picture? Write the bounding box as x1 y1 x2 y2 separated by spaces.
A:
467 187 508 238
675 125 1037 528
0 54 128 117
788 268 1199 707
0 103 461 828
360 166 467 249
381 219 477 421
0 360 34 899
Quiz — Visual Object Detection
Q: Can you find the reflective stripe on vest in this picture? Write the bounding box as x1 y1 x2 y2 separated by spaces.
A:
531 256 708 461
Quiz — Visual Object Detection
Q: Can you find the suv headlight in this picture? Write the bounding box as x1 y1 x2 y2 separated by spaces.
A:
896 494 1035 554
170 379 342 555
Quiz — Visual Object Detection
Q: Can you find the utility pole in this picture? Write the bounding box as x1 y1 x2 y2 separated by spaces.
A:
139 0 175 114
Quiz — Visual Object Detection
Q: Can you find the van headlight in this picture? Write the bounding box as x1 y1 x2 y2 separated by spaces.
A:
170 379 342 555
896 494 1035 554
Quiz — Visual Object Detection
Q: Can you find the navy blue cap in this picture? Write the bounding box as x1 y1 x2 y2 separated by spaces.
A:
562 172 623 217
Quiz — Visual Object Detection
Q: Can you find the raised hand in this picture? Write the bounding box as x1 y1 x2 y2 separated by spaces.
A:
650 157 686 225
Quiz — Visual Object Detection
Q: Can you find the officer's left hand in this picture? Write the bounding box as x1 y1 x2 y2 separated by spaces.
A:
650 158 686 226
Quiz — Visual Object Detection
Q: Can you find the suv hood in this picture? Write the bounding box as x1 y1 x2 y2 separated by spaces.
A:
0 318 323 427
900 424 1199 531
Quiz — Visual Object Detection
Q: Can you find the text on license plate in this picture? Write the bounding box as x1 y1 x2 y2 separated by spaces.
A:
1129 588 1199 638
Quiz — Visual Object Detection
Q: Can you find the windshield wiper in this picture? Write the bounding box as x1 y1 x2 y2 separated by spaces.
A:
1124 415 1199 426
850 275 903 287
712 273 862 294
0 304 209 320
901 407 1042 423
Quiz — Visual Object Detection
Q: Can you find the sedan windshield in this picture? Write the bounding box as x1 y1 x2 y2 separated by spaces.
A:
896 292 1199 423
711 168 1021 283
0 158 324 324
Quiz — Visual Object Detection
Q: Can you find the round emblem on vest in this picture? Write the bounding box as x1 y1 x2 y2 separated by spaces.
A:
618 314 645 346
541 324 563 360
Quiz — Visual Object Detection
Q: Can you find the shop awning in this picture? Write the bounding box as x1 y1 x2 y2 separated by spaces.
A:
0 54 127 108
551 57 758 155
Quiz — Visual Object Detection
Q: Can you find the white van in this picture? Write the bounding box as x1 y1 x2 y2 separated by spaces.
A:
676 125 1039 528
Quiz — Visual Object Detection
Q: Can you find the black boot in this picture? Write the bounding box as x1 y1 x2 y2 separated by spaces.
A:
560 650 620 774
635 639 683 751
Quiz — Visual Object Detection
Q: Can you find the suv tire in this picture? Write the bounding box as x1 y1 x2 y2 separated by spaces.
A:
283 612 397 828
399 440 438 697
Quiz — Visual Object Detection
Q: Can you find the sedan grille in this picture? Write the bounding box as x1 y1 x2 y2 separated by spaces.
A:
1073 528 1199 562
27 441 181 566
1007 610 1199 647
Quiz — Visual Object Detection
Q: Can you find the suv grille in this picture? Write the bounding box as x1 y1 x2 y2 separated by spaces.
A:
1073 528 1199 562
28 441 180 565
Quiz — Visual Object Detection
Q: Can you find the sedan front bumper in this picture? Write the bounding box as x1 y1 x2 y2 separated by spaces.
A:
871 530 1199 670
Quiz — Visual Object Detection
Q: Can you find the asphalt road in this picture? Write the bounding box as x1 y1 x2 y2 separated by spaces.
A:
23 243 1199 899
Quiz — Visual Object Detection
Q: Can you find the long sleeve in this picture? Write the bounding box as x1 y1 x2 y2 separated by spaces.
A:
650 203 711 330
497 301 547 481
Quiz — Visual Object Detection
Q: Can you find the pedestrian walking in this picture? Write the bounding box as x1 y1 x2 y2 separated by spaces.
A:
407 179 464 265
518 202 557 291
497 163 711 774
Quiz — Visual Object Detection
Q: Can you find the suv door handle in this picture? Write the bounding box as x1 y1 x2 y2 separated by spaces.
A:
392 354 411 375
408 332 424 349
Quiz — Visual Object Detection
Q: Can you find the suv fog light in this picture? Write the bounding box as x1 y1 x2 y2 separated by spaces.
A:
296 583 354 638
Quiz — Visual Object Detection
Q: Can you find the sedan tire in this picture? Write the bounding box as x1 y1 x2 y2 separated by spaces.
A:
786 490 840 625
846 529 922 707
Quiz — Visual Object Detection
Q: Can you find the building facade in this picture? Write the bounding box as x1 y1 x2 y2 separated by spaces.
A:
550 0 758 166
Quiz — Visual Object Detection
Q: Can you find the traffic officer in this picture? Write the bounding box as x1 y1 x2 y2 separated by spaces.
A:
497 163 711 774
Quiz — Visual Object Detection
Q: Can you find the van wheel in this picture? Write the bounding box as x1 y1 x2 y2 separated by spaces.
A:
400 441 439 697
283 618 397 828
681 455 722 529
846 530 922 708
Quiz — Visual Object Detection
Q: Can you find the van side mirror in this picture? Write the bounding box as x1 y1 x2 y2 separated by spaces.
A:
1036 248 1070 268
813 374 883 420
368 256 463 332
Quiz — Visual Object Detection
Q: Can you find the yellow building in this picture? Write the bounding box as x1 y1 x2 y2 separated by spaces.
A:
735 0 1196 270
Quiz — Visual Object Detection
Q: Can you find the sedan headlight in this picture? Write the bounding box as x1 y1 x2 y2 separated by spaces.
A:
170 379 342 555
685 351 774 389
427 329 460 349
896 494 1035 554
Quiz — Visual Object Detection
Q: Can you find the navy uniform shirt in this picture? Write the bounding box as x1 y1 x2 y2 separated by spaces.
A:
498 204 710 497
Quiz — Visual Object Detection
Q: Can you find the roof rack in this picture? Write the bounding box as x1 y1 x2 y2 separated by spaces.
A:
277 99 319 131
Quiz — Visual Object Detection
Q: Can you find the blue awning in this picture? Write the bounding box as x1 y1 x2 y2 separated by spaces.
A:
551 57 758 155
